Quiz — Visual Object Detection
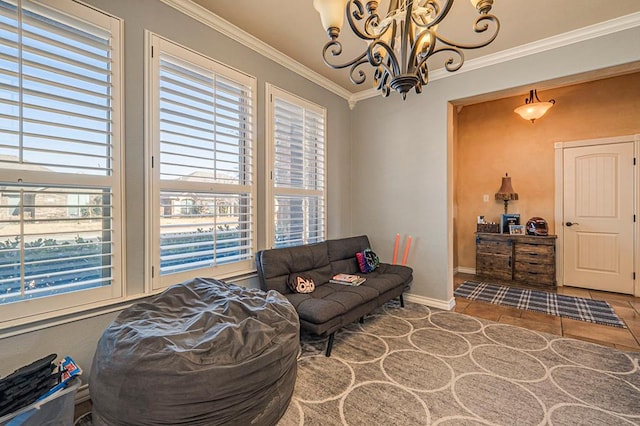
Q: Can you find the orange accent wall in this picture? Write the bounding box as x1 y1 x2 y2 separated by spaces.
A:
454 72 640 270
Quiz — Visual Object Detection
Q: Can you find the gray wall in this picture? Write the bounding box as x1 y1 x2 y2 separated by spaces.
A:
350 26 640 304
0 0 352 379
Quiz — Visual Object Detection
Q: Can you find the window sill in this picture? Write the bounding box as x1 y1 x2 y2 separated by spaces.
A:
0 271 259 339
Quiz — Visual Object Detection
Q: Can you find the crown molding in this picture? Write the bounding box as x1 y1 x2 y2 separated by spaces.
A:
159 2 640 107
158 0 353 101
350 11 640 103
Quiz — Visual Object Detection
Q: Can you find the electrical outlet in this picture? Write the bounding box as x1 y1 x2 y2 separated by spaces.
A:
483 194 489 202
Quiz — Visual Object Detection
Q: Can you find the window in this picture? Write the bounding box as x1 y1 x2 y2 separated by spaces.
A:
148 35 256 290
0 0 123 326
266 84 326 248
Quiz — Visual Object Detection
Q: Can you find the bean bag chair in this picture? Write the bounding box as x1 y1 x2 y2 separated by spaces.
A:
89 278 299 425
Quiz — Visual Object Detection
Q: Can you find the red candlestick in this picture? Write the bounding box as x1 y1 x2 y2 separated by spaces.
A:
401 236 412 266
392 233 400 264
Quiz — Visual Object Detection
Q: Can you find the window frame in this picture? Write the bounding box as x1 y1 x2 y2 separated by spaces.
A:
265 83 327 249
146 33 257 291
0 0 125 328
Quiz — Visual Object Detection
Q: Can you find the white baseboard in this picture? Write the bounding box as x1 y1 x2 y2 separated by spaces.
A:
455 266 476 275
405 293 456 311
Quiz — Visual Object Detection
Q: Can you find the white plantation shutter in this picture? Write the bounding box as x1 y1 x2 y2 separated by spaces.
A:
0 0 122 324
0 0 114 175
268 85 326 248
150 36 256 289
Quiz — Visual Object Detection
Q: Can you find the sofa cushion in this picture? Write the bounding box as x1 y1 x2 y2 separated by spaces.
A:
361 263 413 295
327 235 370 262
327 235 371 275
256 242 332 294
377 263 413 282
285 283 378 324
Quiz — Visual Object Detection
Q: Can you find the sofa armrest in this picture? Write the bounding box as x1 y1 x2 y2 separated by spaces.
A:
377 263 413 283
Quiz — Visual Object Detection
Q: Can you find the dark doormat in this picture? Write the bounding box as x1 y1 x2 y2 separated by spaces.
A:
455 280 626 328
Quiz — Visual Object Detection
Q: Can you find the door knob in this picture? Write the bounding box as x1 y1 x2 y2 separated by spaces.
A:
565 221 579 227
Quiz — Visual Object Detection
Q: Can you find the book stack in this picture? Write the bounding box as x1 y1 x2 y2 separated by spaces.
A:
330 273 366 286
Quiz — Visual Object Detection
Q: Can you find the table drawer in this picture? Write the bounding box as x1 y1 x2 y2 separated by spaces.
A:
476 240 512 256
514 270 556 286
514 261 554 275
514 244 554 263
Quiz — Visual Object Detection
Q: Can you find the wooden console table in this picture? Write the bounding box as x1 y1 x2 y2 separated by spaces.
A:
475 233 557 286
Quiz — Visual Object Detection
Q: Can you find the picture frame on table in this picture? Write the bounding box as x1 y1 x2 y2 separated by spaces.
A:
500 213 520 234
509 224 525 235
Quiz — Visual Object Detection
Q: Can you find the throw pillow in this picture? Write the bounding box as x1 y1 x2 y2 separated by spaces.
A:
287 274 315 294
356 248 380 274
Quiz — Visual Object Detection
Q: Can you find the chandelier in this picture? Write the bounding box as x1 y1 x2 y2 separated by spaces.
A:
313 0 500 98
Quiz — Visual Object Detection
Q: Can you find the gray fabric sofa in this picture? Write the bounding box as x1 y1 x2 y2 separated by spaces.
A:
255 235 413 356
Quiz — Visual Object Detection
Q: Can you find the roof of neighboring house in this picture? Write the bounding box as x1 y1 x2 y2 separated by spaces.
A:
177 170 239 184
0 156 51 193
0 155 51 172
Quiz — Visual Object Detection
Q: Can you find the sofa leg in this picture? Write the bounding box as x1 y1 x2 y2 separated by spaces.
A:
399 293 405 308
325 332 335 357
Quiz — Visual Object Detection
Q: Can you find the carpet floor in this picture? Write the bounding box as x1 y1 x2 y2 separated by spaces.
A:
277 301 640 425
454 280 626 328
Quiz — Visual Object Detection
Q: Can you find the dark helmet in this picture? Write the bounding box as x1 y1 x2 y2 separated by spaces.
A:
526 217 548 236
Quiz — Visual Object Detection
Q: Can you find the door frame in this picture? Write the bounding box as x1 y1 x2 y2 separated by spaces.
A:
554 134 640 296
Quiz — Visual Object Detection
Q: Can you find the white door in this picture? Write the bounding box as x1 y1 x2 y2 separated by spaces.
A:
563 142 635 294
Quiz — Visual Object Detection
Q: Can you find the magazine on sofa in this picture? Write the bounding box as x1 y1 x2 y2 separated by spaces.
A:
330 274 366 286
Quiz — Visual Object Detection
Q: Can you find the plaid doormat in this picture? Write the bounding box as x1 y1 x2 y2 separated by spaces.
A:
455 281 626 328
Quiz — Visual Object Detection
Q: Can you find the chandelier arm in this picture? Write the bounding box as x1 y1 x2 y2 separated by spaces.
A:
368 40 401 77
321 39 369 70
417 46 465 72
373 61 394 97
435 14 500 50
416 61 430 85
346 0 383 41
348 58 372 85
412 0 453 29
407 29 436 72
531 89 541 103
373 66 392 97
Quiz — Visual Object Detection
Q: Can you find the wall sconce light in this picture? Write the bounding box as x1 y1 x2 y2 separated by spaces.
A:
514 89 555 123
495 173 518 214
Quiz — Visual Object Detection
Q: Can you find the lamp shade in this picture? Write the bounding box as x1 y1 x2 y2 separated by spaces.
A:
313 0 347 33
495 173 518 201
514 101 554 123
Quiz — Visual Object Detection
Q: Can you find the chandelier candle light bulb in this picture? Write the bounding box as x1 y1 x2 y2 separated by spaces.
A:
313 0 500 98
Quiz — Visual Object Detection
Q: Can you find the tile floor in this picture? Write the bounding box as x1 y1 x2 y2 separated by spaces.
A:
454 273 640 352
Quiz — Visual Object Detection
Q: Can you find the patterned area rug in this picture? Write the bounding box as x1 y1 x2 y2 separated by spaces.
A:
455 280 626 328
277 301 640 425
